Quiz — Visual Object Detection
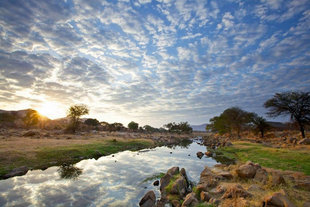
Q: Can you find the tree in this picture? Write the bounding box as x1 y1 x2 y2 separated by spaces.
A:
128 121 139 131
264 91 310 138
251 113 270 138
67 104 89 133
23 109 40 128
206 107 253 137
163 122 193 133
85 118 99 126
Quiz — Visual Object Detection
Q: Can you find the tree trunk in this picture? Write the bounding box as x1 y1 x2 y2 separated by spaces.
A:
296 120 305 138
300 125 305 138
260 129 264 138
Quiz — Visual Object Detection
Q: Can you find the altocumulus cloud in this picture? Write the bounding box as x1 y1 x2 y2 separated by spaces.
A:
0 0 310 126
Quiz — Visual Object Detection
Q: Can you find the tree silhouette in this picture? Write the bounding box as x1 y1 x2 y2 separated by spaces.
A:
251 113 270 138
264 91 310 138
67 104 89 133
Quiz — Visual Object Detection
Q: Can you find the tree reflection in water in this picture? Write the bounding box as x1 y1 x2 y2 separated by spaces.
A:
57 164 83 180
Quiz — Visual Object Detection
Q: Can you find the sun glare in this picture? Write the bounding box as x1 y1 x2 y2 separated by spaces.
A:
37 102 65 120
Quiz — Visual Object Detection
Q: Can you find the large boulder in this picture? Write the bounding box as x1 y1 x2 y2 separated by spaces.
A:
181 193 198 207
236 161 259 179
199 167 220 188
139 191 156 207
298 138 310 145
160 167 179 192
271 172 286 186
254 168 268 184
262 191 296 207
170 176 188 197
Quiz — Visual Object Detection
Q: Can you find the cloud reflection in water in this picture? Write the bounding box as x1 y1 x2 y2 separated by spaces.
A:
0 141 218 207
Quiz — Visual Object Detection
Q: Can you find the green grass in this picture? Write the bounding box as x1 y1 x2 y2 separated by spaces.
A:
165 174 180 193
141 172 165 183
216 142 310 175
0 139 154 178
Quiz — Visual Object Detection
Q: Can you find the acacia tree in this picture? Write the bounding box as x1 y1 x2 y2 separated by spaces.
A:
264 91 310 138
251 113 270 138
23 109 40 128
128 121 139 131
206 107 253 138
67 104 89 133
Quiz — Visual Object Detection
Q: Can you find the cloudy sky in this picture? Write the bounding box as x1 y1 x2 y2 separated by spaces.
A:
0 0 310 127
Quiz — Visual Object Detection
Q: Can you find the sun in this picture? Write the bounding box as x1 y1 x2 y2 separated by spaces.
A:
37 102 66 120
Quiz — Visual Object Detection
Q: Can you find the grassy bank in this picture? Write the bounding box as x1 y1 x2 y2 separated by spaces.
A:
0 138 154 178
216 141 310 175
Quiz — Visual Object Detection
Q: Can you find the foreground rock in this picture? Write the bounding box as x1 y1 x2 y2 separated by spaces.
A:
298 138 310 145
181 193 198 207
139 191 156 207
262 190 296 207
2 166 29 179
236 161 260 179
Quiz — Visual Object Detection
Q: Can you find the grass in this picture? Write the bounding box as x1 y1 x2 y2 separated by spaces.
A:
216 141 310 175
141 172 165 183
0 139 154 178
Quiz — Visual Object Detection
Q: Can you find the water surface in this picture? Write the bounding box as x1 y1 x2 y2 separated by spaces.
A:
0 140 218 207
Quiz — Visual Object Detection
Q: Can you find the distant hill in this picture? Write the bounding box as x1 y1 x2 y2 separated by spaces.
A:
0 109 50 127
191 123 207 132
266 121 287 129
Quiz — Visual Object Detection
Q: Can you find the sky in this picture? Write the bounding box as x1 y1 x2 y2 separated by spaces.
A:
0 0 310 127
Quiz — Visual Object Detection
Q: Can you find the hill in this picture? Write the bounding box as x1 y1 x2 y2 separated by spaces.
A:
191 123 207 132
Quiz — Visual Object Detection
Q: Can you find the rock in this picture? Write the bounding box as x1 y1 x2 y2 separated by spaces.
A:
196 151 204 159
262 191 296 207
167 167 179 176
153 180 159 186
271 172 286 186
181 193 198 207
199 167 219 188
294 180 310 191
3 166 29 179
205 151 213 157
23 131 37 137
247 184 263 192
236 162 258 179
171 200 181 207
216 170 233 180
170 176 188 196
160 167 179 192
209 198 220 205
139 191 156 207
303 202 310 207
289 137 298 144
254 168 268 184
222 184 251 199
298 138 310 145
210 184 227 195
200 191 211 202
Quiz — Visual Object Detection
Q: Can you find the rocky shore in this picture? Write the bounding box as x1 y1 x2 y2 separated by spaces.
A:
140 161 310 207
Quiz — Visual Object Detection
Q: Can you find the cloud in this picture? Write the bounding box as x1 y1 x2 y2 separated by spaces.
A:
0 0 309 126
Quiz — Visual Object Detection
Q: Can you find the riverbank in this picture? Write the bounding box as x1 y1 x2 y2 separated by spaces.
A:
0 136 154 179
0 128 197 179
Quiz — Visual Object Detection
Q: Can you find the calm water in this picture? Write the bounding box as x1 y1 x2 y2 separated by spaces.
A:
0 140 218 207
